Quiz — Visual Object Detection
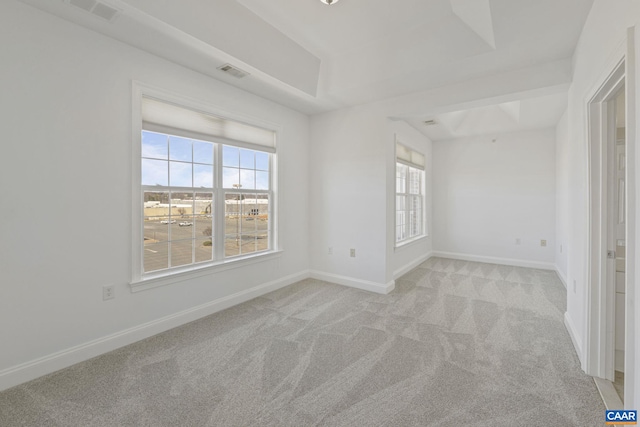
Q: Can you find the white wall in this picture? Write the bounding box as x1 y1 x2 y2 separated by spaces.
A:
555 111 570 284
309 107 434 291
308 105 390 291
432 129 556 268
0 0 309 389
560 0 640 409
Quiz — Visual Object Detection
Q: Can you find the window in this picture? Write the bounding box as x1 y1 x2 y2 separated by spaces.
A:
142 132 215 272
396 142 425 244
137 95 276 279
222 145 270 258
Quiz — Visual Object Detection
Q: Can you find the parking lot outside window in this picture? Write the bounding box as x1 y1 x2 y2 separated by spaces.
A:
142 131 217 273
137 94 276 280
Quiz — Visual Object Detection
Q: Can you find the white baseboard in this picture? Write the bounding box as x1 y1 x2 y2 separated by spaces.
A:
393 251 433 279
555 266 568 289
309 270 395 295
0 270 309 392
564 311 584 368
432 251 555 271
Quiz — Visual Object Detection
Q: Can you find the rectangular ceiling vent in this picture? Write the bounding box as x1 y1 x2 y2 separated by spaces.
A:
217 64 250 79
65 0 121 22
423 119 438 126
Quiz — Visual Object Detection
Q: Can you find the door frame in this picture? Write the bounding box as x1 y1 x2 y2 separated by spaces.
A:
585 27 637 408
586 56 625 382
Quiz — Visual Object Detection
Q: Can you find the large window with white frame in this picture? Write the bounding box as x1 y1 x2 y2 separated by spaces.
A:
138 95 276 279
396 142 425 244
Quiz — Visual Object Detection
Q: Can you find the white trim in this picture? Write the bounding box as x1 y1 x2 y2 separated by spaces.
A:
585 52 627 382
394 251 433 279
132 82 144 283
309 270 395 294
555 265 568 289
394 235 428 250
130 250 283 292
0 269 309 392
565 311 585 369
624 24 638 410
431 251 555 270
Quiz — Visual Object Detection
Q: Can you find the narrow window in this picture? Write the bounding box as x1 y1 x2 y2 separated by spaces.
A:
396 142 425 244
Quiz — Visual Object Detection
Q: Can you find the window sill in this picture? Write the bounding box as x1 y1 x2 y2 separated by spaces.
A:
130 250 283 293
395 235 428 251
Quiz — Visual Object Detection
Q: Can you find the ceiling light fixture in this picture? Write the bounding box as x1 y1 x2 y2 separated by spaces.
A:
320 0 339 5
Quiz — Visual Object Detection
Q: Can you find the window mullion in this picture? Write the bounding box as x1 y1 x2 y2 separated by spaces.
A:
167 186 172 268
215 144 225 261
191 191 196 265
269 153 274 251
167 149 173 268
404 170 410 239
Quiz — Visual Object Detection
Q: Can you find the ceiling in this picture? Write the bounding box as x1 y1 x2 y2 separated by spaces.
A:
235 0 592 107
19 0 594 138
405 91 568 141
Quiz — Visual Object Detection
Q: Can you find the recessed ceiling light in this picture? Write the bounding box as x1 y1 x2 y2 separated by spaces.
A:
320 0 340 5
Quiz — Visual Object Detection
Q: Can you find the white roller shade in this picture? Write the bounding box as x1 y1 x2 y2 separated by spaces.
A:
396 143 425 169
142 96 276 153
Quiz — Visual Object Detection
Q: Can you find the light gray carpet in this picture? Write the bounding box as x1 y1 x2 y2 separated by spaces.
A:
0 257 604 426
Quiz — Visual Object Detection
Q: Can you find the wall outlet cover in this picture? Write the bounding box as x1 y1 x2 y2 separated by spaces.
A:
103 285 115 301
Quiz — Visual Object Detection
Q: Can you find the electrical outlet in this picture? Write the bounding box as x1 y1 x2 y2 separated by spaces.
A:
560 244 563 253
573 280 577 293
350 248 356 257
515 238 521 245
328 247 333 255
103 285 115 301
541 239 547 247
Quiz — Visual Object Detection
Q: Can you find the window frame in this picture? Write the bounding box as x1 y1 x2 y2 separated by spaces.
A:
131 83 281 291
395 142 426 247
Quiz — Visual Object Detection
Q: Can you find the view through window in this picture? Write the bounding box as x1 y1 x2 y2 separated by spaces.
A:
396 143 425 244
139 96 275 276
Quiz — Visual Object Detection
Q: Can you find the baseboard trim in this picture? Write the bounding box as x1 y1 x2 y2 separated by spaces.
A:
0 270 309 392
309 270 395 295
555 265 568 289
393 251 433 279
432 251 555 270
564 311 584 368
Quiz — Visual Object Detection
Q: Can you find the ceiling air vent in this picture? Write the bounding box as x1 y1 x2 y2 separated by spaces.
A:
423 119 438 126
217 64 250 79
65 0 121 22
